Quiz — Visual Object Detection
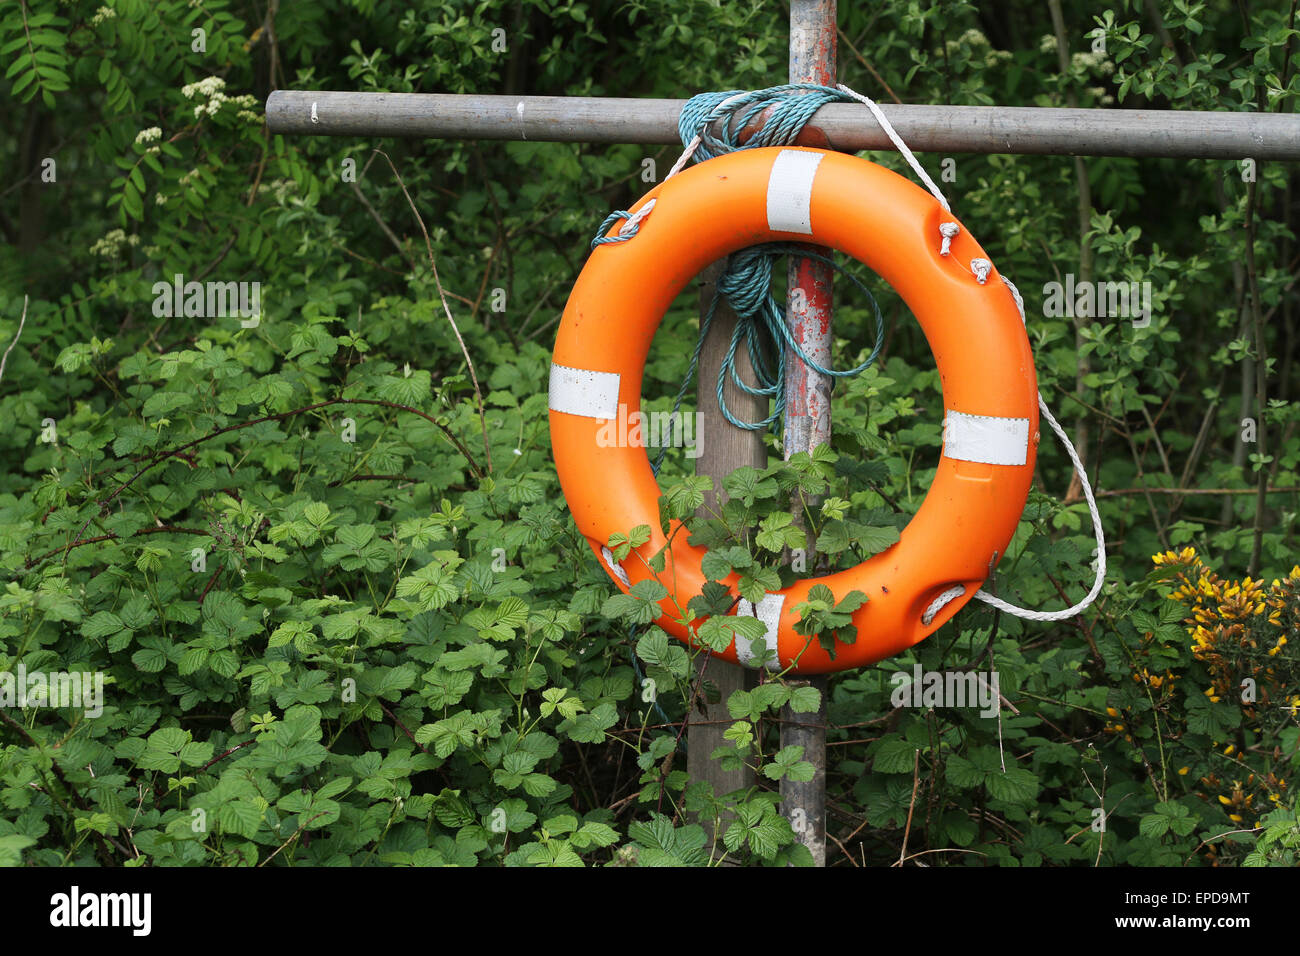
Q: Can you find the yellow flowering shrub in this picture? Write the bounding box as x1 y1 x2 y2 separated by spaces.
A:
1149 548 1299 858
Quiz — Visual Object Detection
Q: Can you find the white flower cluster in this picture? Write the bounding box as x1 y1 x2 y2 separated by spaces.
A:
1039 34 1058 55
91 6 115 26
941 28 1011 66
181 76 257 118
90 229 139 258
1072 50 1115 75
197 91 257 118
182 76 225 100
256 178 299 203
134 126 162 145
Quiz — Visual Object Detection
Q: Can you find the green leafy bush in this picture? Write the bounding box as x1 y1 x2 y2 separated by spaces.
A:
1 0 1298 866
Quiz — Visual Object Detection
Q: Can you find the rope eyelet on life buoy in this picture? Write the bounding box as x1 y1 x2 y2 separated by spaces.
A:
548 146 1039 675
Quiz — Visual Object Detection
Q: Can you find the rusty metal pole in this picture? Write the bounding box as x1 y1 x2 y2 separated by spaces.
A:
781 0 835 868
265 91 1300 159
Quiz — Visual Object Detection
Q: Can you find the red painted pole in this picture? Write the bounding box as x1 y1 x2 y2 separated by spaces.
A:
782 0 835 868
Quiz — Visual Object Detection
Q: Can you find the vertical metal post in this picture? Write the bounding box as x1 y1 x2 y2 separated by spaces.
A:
781 0 835 867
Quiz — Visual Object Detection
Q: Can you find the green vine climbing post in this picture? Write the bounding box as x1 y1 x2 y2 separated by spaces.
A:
782 0 836 868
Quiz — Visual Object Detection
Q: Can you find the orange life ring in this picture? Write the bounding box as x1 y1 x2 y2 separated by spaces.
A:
549 147 1038 674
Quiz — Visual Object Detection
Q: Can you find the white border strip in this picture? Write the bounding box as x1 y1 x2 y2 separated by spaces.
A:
735 594 785 671
766 149 823 235
549 363 620 420
943 410 1030 466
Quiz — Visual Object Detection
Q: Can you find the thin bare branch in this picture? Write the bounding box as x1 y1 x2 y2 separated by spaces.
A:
0 295 29 384
371 149 494 473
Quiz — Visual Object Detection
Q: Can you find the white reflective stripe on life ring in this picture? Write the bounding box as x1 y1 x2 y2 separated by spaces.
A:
943 410 1031 466
549 363 621 420
766 149 824 235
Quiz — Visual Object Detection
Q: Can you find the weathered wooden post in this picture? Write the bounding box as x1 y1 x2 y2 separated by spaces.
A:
780 0 835 868
687 265 763 856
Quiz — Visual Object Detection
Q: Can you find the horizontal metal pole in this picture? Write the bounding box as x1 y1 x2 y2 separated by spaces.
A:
266 90 1300 159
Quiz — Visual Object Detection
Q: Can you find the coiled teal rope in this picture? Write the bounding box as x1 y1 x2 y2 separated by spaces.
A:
594 83 887 434
705 243 884 430
591 84 856 251
591 209 645 247
676 83 853 160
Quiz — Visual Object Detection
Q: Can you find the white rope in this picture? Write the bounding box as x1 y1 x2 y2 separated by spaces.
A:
835 83 951 212
833 85 1108 624
973 394 1108 621
973 278 1106 620
938 221 960 256
665 137 701 180
918 279 1107 623
616 198 657 236
921 586 967 625
1001 275 1025 321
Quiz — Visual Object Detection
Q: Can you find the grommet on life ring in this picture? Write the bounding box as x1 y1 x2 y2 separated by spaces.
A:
548 147 1039 675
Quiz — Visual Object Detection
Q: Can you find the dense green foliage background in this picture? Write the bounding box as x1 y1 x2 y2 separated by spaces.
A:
1 0 1298 866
